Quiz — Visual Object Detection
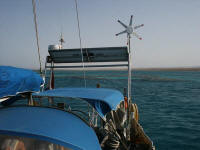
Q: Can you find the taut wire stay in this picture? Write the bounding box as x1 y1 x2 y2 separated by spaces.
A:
74 0 87 88
32 0 42 75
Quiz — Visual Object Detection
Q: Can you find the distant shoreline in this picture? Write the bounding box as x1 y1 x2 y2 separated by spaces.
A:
35 67 200 71
133 67 200 71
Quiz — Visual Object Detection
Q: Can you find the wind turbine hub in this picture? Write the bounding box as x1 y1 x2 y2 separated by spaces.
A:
127 26 133 34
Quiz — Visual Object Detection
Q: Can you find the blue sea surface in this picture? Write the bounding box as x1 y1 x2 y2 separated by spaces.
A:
50 70 200 150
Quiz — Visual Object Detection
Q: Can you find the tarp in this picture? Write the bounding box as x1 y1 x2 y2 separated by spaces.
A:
0 66 43 103
33 88 124 118
0 106 101 150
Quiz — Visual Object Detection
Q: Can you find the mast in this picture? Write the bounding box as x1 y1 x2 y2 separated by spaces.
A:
116 15 143 139
127 35 132 139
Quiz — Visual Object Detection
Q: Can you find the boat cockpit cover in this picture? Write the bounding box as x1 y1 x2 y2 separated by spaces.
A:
0 106 101 150
0 66 43 102
33 88 124 118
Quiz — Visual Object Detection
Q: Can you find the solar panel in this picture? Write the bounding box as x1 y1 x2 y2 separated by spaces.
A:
47 47 128 63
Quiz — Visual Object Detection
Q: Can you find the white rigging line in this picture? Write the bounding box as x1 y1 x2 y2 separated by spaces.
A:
74 0 86 88
32 0 42 75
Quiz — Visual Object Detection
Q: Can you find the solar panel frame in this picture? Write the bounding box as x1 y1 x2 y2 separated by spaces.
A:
47 47 128 63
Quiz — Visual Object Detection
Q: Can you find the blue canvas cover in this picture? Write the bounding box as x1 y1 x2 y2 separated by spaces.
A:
0 106 101 150
0 66 43 103
33 88 124 118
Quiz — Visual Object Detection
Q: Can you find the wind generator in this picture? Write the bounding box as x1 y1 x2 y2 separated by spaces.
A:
116 15 144 139
59 32 65 49
116 15 144 39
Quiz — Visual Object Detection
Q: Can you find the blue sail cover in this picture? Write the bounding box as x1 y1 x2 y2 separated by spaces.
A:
0 106 101 150
33 88 124 118
0 66 43 102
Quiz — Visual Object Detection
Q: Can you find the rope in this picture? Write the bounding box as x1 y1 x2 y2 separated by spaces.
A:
32 0 42 75
74 0 87 88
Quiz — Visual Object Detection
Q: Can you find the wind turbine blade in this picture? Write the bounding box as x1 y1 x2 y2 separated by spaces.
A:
133 32 142 40
118 20 127 28
129 15 133 26
134 24 144 30
116 30 127 36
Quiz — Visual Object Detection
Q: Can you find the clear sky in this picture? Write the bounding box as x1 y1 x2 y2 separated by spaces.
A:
0 0 200 69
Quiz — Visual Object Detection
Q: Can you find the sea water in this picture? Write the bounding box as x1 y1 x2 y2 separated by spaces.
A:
50 70 200 150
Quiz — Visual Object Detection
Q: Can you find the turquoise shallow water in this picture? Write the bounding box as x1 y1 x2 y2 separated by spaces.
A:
49 70 200 150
